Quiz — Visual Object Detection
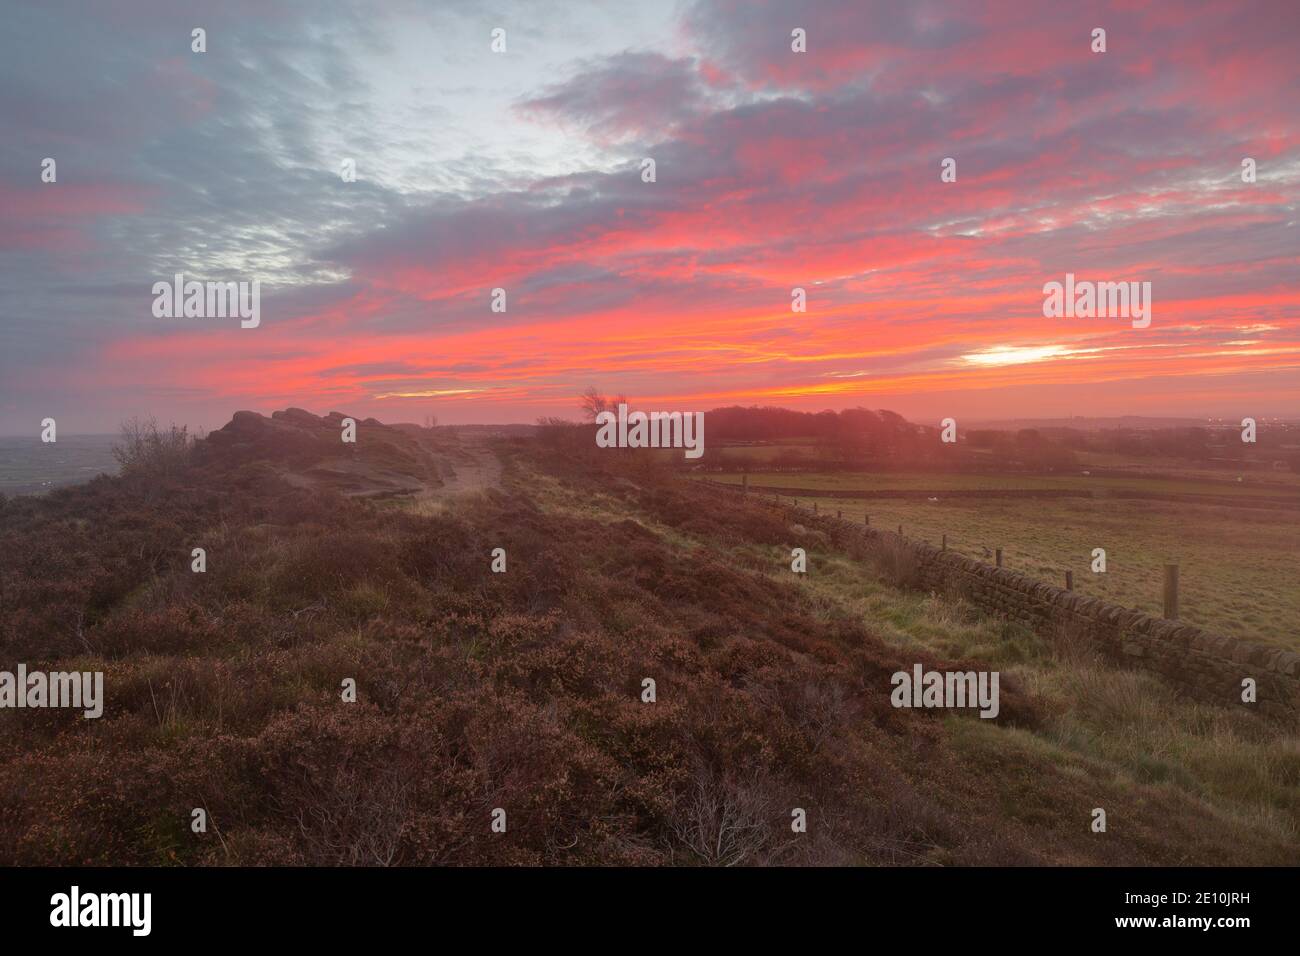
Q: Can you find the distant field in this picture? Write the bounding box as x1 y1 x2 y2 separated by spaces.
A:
709 440 818 461
1075 451 1300 488
706 443 1300 490
0 435 119 495
703 471 1300 649
707 469 1300 500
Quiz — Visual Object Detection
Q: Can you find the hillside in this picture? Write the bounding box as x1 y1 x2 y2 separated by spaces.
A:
0 411 1295 865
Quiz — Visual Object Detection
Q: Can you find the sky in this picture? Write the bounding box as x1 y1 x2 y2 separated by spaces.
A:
1 0 1297 434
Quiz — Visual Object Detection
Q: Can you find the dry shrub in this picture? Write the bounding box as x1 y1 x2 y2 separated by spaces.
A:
4 425 1282 868
871 535 923 589
113 417 195 478
669 767 787 866
272 532 402 603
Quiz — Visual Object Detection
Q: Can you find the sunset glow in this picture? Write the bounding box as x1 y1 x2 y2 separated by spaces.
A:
2 0 1297 431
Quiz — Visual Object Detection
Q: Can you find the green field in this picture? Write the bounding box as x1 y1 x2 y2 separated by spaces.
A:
704 472 1300 649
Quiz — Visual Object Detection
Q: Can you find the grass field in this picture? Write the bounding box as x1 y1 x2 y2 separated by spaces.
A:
708 469 1300 499
704 472 1300 649
520 453 1300 861
702 442 1300 488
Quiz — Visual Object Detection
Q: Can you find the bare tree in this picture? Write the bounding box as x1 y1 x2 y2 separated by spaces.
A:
579 386 629 422
579 386 607 422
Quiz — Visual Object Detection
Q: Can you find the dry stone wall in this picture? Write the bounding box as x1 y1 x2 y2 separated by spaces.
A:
708 482 1300 720
894 534 1300 721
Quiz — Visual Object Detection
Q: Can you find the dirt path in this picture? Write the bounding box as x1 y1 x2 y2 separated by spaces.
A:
278 427 504 502
417 431 503 499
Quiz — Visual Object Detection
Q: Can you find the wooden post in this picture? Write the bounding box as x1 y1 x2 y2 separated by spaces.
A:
1163 564 1179 619
742 473 748 495
995 549 1003 567
898 524 903 536
1065 570 1073 591
864 514 870 526
942 534 947 551
837 510 842 519
813 502 818 514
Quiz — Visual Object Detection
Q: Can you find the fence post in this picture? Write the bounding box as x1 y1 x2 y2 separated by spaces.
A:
1163 564 1179 619
995 548 1003 567
742 473 748 495
1065 570 1073 591
898 524 903 536
837 510 842 519
864 514 870 526
813 502 818 514
942 534 947 551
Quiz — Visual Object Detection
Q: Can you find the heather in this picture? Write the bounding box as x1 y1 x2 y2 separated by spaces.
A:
0 416 1294 865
